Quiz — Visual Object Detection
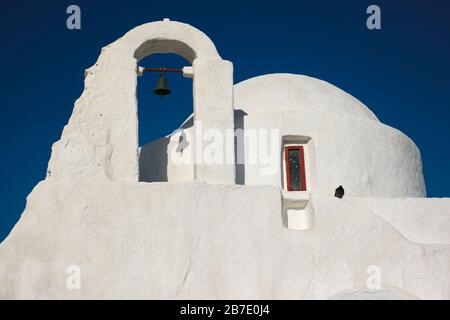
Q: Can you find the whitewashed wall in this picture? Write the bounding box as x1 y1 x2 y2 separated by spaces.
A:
47 19 234 184
142 74 425 198
0 182 448 299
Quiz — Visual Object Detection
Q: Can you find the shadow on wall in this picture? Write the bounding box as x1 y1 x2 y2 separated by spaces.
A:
139 109 247 184
139 137 169 182
234 109 247 185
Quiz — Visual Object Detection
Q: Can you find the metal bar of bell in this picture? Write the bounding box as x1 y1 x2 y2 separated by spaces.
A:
144 68 183 73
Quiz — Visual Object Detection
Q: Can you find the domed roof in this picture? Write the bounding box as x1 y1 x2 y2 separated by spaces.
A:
234 74 379 121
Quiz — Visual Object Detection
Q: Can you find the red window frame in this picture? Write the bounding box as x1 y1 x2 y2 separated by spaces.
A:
285 146 307 191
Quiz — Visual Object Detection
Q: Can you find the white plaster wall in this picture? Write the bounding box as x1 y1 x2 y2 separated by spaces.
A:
146 74 425 197
192 59 235 184
139 129 194 183
0 180 448 299
158 111 425 197
5 21 445 301
139 137 170 182
234 74 425 198
241 111 425 198
347 197 450 244
234 74 379 121
329 287 419 300
46 20 233 184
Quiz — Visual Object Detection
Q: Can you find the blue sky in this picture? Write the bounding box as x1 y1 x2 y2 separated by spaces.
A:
0 0 449 241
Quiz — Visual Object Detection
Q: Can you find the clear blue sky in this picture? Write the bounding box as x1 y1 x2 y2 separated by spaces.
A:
0 0 449 241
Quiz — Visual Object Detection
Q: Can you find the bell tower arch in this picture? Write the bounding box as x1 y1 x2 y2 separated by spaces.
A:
47 19 235 184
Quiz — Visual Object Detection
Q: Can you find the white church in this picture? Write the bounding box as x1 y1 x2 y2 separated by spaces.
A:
0 20 449 299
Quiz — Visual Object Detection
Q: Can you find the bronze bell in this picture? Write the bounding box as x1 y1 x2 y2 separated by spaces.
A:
154 72 171 96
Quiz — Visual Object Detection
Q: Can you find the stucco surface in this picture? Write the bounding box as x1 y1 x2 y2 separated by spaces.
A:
139 132 194 183
0 180 448 299
141 74 425 198
46 20 234 184
1 20 448 301
240 111 425 197
348 197 450 244
234 74 379 121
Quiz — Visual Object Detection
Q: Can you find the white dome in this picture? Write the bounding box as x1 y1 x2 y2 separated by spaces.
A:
234 74 379 121
231 73 425 198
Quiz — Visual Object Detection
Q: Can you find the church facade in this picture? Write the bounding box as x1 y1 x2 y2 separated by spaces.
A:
0 20 448 299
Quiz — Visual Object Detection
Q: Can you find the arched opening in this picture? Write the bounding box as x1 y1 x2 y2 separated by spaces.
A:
137 53 193 145
46 20 234 184
131 29 234 185
136 53 193 182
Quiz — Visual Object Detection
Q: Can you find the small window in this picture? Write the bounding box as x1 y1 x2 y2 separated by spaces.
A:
285 146 307 191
